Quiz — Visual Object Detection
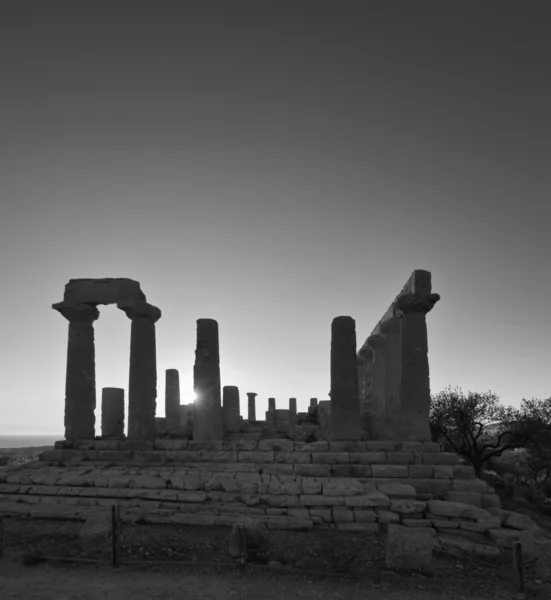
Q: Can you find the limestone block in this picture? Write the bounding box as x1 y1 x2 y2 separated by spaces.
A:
333 508 354 522
266 495 300 507
274 451 311 464
300 495 345 507
344 492 389 507
517 530 551 559
433 520 459 529
331 464 372 478
426 500 487 520
365 441 398 451
451 479 493 493
376 508 400 523
402 519 433 528
504 511 539 531
371 465 409 478
422 442 441 452
421 453 459 466
322 478 363 496
389 499 427 514
258 439 294 452
237 451 274 463
263 464 294 476
445 491 482 507
433 466 454 479
377 483 416 499
301 478 324 494
349 452 386 464
481 494 501 510
474 514 501 529
487 529 520 548
336 523 378 532
294 464 332 477
408 465 434 478
309 508 332 522
287 508 310 519
221 440 257 451
303 441 329 452
436 535 474 556
353 508 377 522
453 465 475 479
385 524 434 570
311 452 349 464
386 452 415 465
329 441 365 452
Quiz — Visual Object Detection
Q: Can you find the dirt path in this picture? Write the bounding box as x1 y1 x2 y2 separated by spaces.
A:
0 554 541 600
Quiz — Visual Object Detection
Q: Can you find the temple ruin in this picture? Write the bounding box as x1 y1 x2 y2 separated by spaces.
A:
1 269 543 560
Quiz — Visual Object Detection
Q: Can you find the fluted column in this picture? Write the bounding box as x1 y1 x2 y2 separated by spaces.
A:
381 317 402 440
289 397 297 423
53 302 99 440
192 319 223 440
367 333 385 439
330 316 361 440
395 292 440 441
165 369 181 432
247 392 257 421
223 385 241 433
118 301 161 439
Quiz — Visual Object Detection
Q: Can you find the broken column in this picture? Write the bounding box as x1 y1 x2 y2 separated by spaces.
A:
53 302 99 440
118 301 161 439
247 392 257 421
273 409 291 433
101 387 125 438
268 397 276 411
192 319 223 440
310 398 318 409
223 386 241 433
395 292 440 441
330 316 362 440
165 369 181 432
358 345 374 418
289 397 297 423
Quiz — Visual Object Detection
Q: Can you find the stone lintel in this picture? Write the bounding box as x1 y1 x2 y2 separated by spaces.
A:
117 301 161 322
53 302 99 323
63 278 146 305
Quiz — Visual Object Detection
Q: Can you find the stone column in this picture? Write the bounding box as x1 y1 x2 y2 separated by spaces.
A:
381 317 402 440
53 302 99 440
330 316 362 440
289 397 297 423
165 369 181 432
101 387 125 438
118 301 161 439
309 398 318 409
223 386 241 433
192 319 223 440
367 333 385 439
268 397 276 411
273 409 290 433
395 293 440 442
358 345 374 417
246 392 257 421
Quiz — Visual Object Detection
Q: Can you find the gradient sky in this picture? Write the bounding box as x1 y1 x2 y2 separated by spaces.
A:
1 2 549 435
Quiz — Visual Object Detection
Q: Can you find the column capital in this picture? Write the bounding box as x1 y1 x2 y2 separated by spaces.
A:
366 334 384 349
53 301 99 323
246 392 257 398
394 293 440 316
117 301 161 323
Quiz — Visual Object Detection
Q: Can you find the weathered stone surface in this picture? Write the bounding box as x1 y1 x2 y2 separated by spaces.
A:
376 508 400 523
389 499 426 514
481 494 501 510
258 439 294 453
322 479 363 496
371 465 409 478
118 301 161 439
300 495 344 507
330 317 362 440
192 319 223 441
312 452 349 464
433 465 454 479
487 529 520 547
451 479 492 493
426 500 486 520
445 491 482 507
421 453 459 466
504 511 539 531
386 524 434 570
408 465 434 478
436 535 474 556
246 393 257 422
317 401 331 432
453 466 475 479
377 483 416 499
345 492 389 507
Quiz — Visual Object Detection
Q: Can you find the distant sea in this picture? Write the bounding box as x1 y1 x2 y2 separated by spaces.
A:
0 435 61 449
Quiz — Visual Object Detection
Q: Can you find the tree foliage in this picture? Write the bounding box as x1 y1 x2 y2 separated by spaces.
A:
429 387 530 476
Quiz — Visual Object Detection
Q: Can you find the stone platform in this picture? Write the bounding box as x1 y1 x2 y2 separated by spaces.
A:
2 438 549 558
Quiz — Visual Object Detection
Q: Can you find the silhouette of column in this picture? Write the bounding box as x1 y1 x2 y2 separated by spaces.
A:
330 316 361 440
367 333 385 439
309 398 318 409
358 345 374 417
165 369 181 432
247 392 257 421
223 386 241 433
395 293 440 441
192 319 223 440
268 397 276 411
101 387 125 438
381 317 402 439
289 397 297 423
118 301 161 439
53 302 99 440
